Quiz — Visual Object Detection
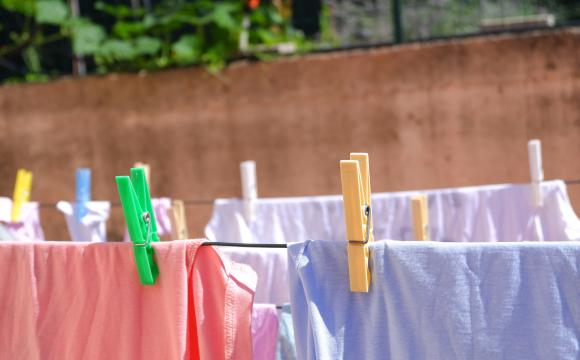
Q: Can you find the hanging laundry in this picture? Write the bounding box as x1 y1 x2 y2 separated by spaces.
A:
252 304 279 360
288 240 580 359
124 197 173 241
56 201 110 242
218 247 290 304
206 180 580 243
275 304 297 360
193 244 257 360
0 240 256 360
0 197 44 241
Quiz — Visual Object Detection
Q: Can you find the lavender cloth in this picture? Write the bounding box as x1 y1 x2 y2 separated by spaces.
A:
288 240 580 360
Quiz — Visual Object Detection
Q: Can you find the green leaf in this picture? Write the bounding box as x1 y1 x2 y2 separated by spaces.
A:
23 46 41 72
113 21 146 38
99 39 136 60
94 1 142 19
172 35 201 64
134 36 161 56
36 0 69 25
71 20 106 55
1 0 35 16
212 4 240 31
201 43 229 73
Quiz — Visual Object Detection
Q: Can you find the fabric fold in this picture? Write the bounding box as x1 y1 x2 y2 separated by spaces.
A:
56 201 111 242
0 197 44 241
0 240 256 360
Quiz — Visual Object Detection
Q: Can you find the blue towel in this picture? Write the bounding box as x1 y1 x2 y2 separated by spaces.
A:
288 240 580 359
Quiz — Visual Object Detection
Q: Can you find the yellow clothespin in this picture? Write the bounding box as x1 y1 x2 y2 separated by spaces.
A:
133 162 150 185
340 153 373 293
11 169 33 222
411 195 429 241
170 200 189 240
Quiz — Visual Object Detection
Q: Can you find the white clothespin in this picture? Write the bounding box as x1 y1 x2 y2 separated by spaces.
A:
411 195 429 241
340 153 373 293
240 161 258 222
528 139 543 207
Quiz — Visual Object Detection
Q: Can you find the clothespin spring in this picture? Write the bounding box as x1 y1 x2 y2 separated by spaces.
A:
349 204 372 246
134 212 152 248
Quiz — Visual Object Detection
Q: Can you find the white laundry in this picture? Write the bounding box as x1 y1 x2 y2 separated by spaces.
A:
206 180 580 243
56 201 111 242
218 246 290 304
0 197 44 241
124 197 172 241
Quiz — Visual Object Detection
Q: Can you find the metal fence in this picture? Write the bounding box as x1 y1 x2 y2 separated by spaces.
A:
319 0 578 47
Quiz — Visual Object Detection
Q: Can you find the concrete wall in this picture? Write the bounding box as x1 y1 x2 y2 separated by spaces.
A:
1 28 580 240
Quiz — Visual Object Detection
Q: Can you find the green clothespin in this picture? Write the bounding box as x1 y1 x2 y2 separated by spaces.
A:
116 167 160 285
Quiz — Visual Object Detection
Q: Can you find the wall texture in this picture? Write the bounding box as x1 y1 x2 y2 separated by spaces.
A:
1 28 580 240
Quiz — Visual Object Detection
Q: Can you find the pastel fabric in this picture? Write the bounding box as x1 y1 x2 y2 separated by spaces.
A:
124 197 173 241
275 304 297 360
206 181 580 243
0 240 256 360
56 201 111 242
219 247 290 304
288 240 580 360
0 197 45 241
252 304 279 360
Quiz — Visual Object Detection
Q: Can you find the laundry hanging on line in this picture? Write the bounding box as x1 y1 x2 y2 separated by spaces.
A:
206 180 580 244
0 240 257 360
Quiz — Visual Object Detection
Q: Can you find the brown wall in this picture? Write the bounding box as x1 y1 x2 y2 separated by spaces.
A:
1 28 580 240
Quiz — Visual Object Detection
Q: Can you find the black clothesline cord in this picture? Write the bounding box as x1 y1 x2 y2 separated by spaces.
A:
201 241 288 249
31 178 580 208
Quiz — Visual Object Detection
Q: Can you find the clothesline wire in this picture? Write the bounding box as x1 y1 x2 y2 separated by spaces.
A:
201 241 288 249
31 178 580 209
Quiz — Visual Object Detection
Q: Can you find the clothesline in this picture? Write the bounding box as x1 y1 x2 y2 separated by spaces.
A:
201 241 288 249
30 178 580 209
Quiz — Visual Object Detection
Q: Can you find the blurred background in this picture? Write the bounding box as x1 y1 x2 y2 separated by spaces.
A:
1 0 580 240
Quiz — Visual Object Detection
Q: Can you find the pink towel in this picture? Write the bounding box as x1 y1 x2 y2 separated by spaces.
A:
0 240 256 360
251 304 279 360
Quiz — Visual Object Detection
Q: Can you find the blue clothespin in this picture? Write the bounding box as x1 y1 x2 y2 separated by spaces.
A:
75 168 91 222
116 167 159 285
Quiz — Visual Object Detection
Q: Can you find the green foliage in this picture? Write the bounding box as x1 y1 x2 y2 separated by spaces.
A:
70 19 107 55
0 0 306 83
36 0 68 25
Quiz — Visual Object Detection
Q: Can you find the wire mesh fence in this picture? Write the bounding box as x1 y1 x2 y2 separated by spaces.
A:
318 0 578 47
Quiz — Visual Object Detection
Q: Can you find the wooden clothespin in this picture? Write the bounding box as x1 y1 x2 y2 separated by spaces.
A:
240 161 258 222
116 167 159 285
528 140 543 207
411 195 429 241
170 200 189 240
340 153 373 293
11 169 33 222
133 162 150 185
75 168 91 222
